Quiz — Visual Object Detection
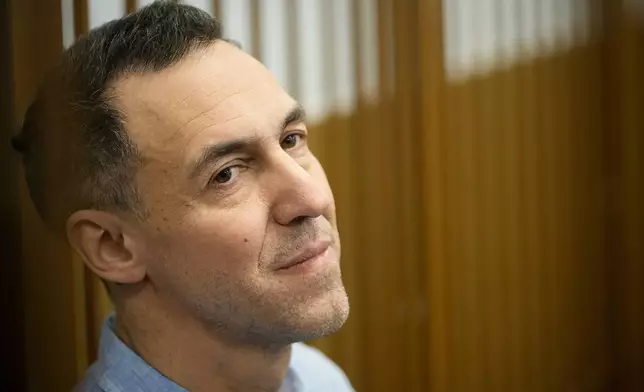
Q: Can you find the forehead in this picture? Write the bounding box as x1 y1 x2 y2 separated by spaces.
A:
114 42 294 156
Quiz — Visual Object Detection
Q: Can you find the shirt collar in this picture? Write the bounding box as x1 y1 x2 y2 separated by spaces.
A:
97 314 186 391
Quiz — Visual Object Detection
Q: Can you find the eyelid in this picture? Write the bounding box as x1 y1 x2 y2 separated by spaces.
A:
207 160 247 187
282 129 307 140
285 119 307 131
281 131 307 149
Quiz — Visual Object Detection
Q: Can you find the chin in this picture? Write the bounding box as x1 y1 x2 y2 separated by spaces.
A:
287 286 350 343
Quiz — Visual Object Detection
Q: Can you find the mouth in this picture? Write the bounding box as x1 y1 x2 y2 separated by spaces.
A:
276 240 332 272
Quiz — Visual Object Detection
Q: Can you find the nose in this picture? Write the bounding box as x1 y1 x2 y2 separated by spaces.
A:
267 153 333 226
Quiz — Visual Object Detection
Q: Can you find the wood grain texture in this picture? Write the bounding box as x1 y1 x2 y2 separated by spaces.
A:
418 1 449 391
249 0 261 60
603 1 644 390
212 0 221 18
126 0 137 14
73 0 88 38
10 0 90 390
0 0 25 390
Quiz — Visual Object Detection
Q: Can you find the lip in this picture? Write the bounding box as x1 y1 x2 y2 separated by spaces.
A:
276 240 332 271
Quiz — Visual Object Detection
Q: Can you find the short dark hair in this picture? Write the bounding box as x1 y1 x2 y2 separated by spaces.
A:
11 1 223 232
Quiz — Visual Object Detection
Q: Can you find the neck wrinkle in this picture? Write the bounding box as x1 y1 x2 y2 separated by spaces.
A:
113 290 292 392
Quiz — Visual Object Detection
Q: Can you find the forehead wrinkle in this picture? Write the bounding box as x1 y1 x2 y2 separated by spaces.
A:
124 94 255 174
169 83 271 152
165 53 269 121
163 77 260 142
163 108 258 175
180 111 258 164
169 69 228 113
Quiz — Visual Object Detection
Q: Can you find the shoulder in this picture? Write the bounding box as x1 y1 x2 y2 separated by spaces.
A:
289 343 355 392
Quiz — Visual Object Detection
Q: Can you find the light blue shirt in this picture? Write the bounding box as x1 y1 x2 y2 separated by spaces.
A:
76 315 355 392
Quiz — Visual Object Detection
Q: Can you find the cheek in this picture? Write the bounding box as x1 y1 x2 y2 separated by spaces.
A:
150 204 270 276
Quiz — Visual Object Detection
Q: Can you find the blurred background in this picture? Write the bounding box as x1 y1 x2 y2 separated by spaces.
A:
1 0 642 391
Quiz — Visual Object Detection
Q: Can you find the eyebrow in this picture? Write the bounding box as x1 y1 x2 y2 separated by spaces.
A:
188 104 307 180
281 104 306 130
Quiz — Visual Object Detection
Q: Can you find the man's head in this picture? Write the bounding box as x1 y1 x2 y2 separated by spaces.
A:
12 1 348 346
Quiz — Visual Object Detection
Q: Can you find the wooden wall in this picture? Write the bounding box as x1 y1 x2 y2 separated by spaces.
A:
9 0 89 391
425 11 609 392
413 1 608 390
603 1 644 390
0 0 25 390
5 0 643 391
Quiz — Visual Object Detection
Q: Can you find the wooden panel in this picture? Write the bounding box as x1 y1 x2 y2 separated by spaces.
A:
363 0 404 390
126 0 137 14
420 1 609 390
417 0 449 390
73 0 88 37
249 0 261 59
0 0 26 390
391 1 428 391
212 0 221 18
10 0 89 390
603 1 644 390
70 0 114 364
316 2 371 389
284 0 300 99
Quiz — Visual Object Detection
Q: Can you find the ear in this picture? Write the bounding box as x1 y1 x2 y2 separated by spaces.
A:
66 210 146 284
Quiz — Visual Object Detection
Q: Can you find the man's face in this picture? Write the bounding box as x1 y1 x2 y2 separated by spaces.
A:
115 42 348 345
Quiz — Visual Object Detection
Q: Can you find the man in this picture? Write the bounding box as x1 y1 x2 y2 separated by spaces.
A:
12 2 352 391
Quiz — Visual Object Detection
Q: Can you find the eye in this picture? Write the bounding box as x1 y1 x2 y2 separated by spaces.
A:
281 133 304 150
211 166 239 185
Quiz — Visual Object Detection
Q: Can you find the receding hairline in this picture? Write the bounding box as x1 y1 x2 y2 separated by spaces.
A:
107 39 267 138
107 39 238 96
105 40 247 138
13 1 229 232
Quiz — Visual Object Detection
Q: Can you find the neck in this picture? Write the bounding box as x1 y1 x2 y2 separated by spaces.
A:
114 289 292 392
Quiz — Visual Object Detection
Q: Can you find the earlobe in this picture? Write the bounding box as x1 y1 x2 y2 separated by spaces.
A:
66 210 146 285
